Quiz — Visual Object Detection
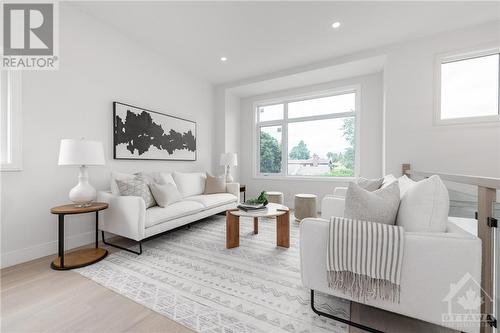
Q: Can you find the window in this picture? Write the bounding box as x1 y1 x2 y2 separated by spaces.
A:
255 89 357 178
437 49 500 123
1 71 22 171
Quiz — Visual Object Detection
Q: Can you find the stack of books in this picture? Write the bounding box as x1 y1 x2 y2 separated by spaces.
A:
237 203 267 212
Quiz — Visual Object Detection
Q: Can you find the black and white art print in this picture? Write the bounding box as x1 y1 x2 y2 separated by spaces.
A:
113 102 196 161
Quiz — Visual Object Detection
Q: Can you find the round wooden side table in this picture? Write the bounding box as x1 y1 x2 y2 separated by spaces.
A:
50 202 109 270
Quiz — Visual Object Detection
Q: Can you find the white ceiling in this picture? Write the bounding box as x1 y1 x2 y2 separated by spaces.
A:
72 1 500 84
228 55 386 97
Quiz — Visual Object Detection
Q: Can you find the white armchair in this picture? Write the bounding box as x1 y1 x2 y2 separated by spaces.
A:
302 187 482 333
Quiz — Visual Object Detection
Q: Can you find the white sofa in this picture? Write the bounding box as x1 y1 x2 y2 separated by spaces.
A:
301 185 482 333
97 171 239 244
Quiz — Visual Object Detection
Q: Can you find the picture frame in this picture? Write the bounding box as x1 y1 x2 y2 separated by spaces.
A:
113 102 197 161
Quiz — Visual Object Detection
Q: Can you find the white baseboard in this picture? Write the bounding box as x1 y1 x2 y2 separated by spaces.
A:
1 231 95 269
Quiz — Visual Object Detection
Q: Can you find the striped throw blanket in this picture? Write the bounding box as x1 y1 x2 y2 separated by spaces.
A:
327 217 404 303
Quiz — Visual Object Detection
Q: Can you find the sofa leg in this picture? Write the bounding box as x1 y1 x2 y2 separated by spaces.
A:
310 290 384 333
101 231 143 255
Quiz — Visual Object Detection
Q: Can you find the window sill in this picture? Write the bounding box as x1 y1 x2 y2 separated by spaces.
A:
1 162 23 172
253 175 355 182
434 114 500 126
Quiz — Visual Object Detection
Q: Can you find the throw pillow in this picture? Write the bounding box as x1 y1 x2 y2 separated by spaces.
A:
135 172 156 185
116 178 156 208
110 171 135 195
381 174 397 188
204 174 226 194
158 172 177 187
398 175 416 198
357 177 384 191
396 175 449 232
150 182 182 207
344 181 401 225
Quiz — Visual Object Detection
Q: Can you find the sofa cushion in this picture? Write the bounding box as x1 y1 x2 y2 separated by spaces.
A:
185 193 237 209
396 175 449 232
145 201 205 228
173 172 207 197
344 181 400 225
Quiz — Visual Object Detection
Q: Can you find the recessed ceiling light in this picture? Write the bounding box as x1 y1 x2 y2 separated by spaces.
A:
331 21 341 29
220 57 228 62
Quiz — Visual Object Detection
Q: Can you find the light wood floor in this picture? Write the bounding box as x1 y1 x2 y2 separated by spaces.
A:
1 239 456 333
1 242 194 333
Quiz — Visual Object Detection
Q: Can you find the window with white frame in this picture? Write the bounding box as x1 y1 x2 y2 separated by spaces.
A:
438 49 500 123
1 71 22 171
255 90 357 178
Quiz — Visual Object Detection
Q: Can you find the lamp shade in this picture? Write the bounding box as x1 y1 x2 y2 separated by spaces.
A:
219 152 237 166
58 139 105 166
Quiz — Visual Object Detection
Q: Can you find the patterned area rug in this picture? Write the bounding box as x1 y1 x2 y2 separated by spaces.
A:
76 214 349 333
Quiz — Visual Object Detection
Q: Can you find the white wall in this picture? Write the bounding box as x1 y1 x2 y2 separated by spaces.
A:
0 4 215 268
238 73 384 209
212 89 241 179
383 21 500 177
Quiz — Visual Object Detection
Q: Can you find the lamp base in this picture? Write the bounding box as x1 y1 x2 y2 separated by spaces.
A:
69 166 97 206
225 165 234 183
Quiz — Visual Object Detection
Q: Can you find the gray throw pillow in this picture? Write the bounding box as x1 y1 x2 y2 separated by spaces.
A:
204 174 226 194
116 178 156 208
150 182 182 207
357 177 384 191
344 181 400 225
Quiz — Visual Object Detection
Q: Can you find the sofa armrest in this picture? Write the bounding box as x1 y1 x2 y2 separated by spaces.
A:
226 182 240 202
97 191 146 241
320 195 345 219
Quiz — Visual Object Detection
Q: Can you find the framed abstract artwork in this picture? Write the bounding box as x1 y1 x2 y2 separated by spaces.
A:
113 102 196 161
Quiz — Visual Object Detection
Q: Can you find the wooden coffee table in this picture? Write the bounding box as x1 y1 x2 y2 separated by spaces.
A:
226 203 290 249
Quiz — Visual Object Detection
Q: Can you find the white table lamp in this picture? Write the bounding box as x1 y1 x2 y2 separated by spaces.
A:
58 139 105 207
220 152 237 182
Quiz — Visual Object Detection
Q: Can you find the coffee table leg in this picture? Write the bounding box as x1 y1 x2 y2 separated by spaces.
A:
226 211 240 249
253 217 258 234
276 210 290 248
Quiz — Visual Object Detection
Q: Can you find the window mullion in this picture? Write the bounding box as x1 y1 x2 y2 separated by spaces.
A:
287 111 355 124
282 103 288 177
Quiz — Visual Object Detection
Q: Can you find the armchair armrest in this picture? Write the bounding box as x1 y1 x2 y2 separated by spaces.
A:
333 186 348 198
97 191 146 241
320 195 345 219
300 218 482 333
226 182 240 202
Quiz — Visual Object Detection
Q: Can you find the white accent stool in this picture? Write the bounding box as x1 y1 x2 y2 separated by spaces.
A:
294 194 317 222
267 191 284 204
